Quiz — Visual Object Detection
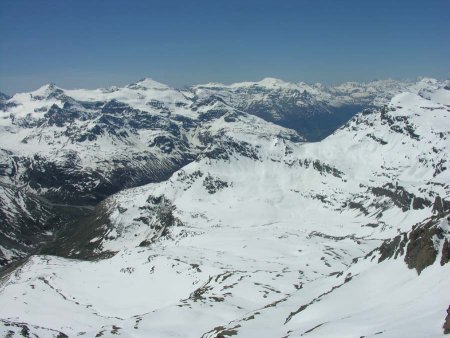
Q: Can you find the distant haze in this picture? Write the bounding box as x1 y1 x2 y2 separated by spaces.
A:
1 0 449 94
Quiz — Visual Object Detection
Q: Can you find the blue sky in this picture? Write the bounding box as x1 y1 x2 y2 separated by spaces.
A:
1 0 449 94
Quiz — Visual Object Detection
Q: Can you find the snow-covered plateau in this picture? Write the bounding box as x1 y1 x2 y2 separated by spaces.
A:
0 78 449 337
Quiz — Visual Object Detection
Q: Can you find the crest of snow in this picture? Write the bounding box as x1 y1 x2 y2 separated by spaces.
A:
128 77 171 90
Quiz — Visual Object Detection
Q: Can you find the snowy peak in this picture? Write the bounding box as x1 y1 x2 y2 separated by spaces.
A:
127 77 171 90
239 77 293 88
29 83 64 97
258 76 289 86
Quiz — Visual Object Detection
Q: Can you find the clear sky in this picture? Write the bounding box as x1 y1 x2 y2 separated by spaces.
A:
1 0 449 94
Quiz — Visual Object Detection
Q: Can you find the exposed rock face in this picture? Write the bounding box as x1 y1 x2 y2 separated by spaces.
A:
372 183 416 211
370 214 449 275
444 306 450 334
377 233 408 263
441 238 450 266
433 196 450 215
412 196 431 210
137 195 182 245
404 219 443 274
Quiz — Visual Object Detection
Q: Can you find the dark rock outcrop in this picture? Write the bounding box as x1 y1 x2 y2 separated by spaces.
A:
371 183 431 212
404 218 446 274
377 233 408 263
444 305 450 334
441 238 450 266
433 196 450 216
368 214 448 275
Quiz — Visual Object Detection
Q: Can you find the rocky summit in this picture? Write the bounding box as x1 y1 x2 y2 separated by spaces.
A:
0 78 449 337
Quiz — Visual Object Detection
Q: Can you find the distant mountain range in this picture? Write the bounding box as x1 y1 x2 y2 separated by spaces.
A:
193 77 448 140
3 77 446 140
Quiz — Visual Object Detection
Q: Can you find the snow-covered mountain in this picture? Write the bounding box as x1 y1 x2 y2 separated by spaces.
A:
0 79 448 337
1 77 446 203
0 78 302 266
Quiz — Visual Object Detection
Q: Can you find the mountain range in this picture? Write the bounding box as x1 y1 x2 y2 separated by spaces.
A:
0 77 449 337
